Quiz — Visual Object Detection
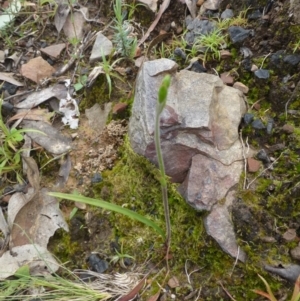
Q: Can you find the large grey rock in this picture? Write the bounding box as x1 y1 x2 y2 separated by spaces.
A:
129 58 249 260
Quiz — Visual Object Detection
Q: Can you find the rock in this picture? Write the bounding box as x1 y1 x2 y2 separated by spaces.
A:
243 113 254 125
241 58 252 71
220 50 232 59
247 157 261 173
202 0 222 10
266 118 274 134
185 19 216 44
270 50 284 66
254 69 270 79
204 205 247 262
228 26 251 44
87 254 109 273
283 54 300 66
221 8 234 19
85 103 112 132
282 124 294 134
91 173 103 184
220 72 234 85
257 149 270 163
283 229 297 242
129 58 249 259
248 9 262 20
90 32 113 63
290 0 300 24
291 244 300 260
190 60 207 73
251 119 265 129
233 82 249 94
240 47 253 58
197 0 204 6
40 43 66 59
264 264 300 283
174 48 187 59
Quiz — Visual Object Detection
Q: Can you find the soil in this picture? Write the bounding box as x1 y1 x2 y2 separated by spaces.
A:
1 0 300 300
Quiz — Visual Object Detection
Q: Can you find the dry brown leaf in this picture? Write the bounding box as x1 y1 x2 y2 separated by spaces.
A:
8 109 53 124
0 244 60 280
0 72 23 86
138 0 171 46
54 2 70 33
40 43 66 59
63 7 88 40
20 57 55 83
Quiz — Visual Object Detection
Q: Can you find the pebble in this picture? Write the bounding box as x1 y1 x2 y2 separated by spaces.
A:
91 173 103 184
174 47 187 59
220 49 232 59
190 60 207 73
221 8 234 19
196 0 204 6
270 50 284 66
282 229 296 242
247 158 261 173
291 244 300 260
3 82 18 95
220 72 234 85
243 113 254 125
87 254 109 273
1 101 14 117
233 82 249 94
254 69 270 79
251 119 265 129
248 9 262 20
241 58 252 71
261 236 276 243
257 149 271 163
240 47 253 58
282 124 294 134
251 64 258 72
266 118 274 134
228 26 251 44
283 54 300 66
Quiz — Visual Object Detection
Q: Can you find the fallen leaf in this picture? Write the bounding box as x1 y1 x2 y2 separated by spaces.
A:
54 2 70 33
20 57 55 83
0 244 60 280
14 84 68 109
0 72 23 86
118 277 147 301
138 0 171 46
185 0 197 18
87 66 105 87
55 153 72 188
63 7 88 40
22 120 72 155
8 109 53 124
40 43 66 59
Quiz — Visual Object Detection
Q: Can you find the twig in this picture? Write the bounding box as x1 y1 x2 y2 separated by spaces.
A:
239 132 248 190
184 259 202 286
4 90 34 101
229 246 240 277
219 281 237 301
246 152 283 189
260 52 271 69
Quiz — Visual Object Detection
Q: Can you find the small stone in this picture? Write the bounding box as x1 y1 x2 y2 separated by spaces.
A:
253 103 261 110
257 149 270 163
251 119 265 130
291 244 300 260
254 69 270 79
266 118 274 134
282 124 294 134
260 236 276 243
240 47 253 58
233 82 249 94
3 82 18 95
251 64 258 72
221 9 234 19
220 72 234 85
113 102 128 115
248 9 262 20
190 61 206 73
247 157 261 173
220 50 232 59
87 254 109 273
40 43 66 59
282 229 296 242
168 276 180 288
283 54 300 66
176 26 183 35
174 48 187 59
91 173 103 184
243 113 254 125
228 26 251 44
90 32 113 63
